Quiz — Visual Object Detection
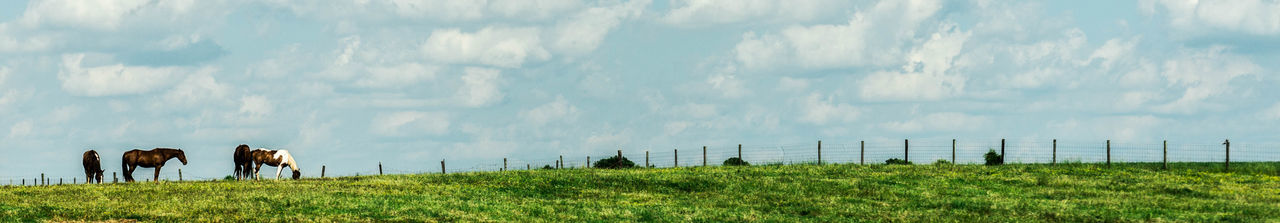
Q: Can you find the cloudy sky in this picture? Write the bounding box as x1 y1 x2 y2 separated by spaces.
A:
2 0 1279 181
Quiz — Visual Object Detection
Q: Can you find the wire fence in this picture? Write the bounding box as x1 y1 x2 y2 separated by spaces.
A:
2 139 1271 187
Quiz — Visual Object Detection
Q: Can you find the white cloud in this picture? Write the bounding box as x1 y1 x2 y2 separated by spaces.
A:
776 77 809 92
456 67 505 107
1141 0 1280 35
661 0 852 27
371 111 450 136
1088 37 1140 70
19 0 152 30
159 70 228 108
422 27 550 68
1263 102 1280 120
859 24 969 101
550 0 649 55
520 95 579 126
883 112 988 132
0 66 9 86
797 92 859 124
733 0 942 70
356 63 440 88
57 53 190 97
1154 46 1259 113
8 120 33 138
235 95 274 124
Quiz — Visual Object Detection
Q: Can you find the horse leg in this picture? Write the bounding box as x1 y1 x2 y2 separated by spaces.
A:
254 163 263 181
153 166 162 182
124 165 135 182
235 164 243 180
276 165 284 180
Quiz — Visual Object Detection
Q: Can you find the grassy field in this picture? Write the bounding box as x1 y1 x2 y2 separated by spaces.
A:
1 162 1279 222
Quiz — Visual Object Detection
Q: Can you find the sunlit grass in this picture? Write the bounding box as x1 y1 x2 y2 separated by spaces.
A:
1 162 1277 222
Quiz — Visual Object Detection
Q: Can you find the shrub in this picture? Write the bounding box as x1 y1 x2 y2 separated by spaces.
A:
934 159 952 165
223 175 234 181
723 157 750 166
542 165 554 170
592 155 636 169
885 158 912 165
984 149 1004 166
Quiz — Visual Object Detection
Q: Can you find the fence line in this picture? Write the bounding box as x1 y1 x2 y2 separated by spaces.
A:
4 139 1272 187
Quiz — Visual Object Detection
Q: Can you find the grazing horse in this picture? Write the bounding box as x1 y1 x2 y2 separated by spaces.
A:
81 150 104 184
251 148 301 180
121 148 187 182
233 145 253 180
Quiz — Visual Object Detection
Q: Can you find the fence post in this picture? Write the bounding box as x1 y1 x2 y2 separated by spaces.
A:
818 140 823 165
441 160 446 174
1106 140 1111 168
674 149 679 167
1163 140 1168 170
74 178 77 184
178 169 183 181
321 165 326 178
860 141 865 165
586 156 590 169
738 144 743 160
22 179 24 186
703 146 707 167
59 178 62 185
645 151 650 168
951 139 956 164
1052 139 1057 165
527 164 531 170
904 139 909 163
41 173 45 186
504 158 508 171
1224 139 1230 171
379 162 383 175
113 172 117 183
559 155 564 169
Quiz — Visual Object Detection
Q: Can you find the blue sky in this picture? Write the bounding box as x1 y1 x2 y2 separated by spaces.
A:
2 0 1279 181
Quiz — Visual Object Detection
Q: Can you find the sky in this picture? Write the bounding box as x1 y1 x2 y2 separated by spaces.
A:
2 0 1280 181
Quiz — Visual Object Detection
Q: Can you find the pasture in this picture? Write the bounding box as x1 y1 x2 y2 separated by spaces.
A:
1 163 1278 222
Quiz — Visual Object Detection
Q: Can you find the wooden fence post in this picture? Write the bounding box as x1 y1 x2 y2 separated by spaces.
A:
1224 139 1230 171
559 156 564 169
1052 139 1057 165
441 160 446 174
21 179 24 186
1163 140 1168 170
74 178 77 184
586 156 590 169
674 149 679 167
113 172 117 183
503 158 508 171
904 139 909 163
379 162 383 175
527 164 531 170
41 173 44 186
860 141 865 165
645 151 650 168
738 144 743 160
178 169 183 181
818 140 823 165
951 139 956 164
1106 140 1111 168
703 146 707 167
321 165 326 178
59 178 62 185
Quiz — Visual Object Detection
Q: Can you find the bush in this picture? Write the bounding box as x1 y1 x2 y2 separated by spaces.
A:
933 159 952 165
592 155 636 169
723 157 750 166
885 158 912 165
542 165 554 170
984 149 1004 166
223 175 235 181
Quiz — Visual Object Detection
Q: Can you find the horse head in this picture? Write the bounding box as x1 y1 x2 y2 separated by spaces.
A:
176 149 188 165
95 169 104 182
292 170 301 180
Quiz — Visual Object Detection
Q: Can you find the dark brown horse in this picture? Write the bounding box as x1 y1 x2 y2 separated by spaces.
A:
121 148 187 182
233 144 253 180
82 150 104 184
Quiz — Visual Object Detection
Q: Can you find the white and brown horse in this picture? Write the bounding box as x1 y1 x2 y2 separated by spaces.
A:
122 148 187 182
82 150 104 184
251 148 301 180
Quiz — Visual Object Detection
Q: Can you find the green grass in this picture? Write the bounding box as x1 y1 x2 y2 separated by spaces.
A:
2 163 1279 222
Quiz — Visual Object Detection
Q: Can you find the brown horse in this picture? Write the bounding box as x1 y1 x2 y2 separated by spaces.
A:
251 148 300 180
82 150 104 184
233 144 253 180
121 148 187 182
